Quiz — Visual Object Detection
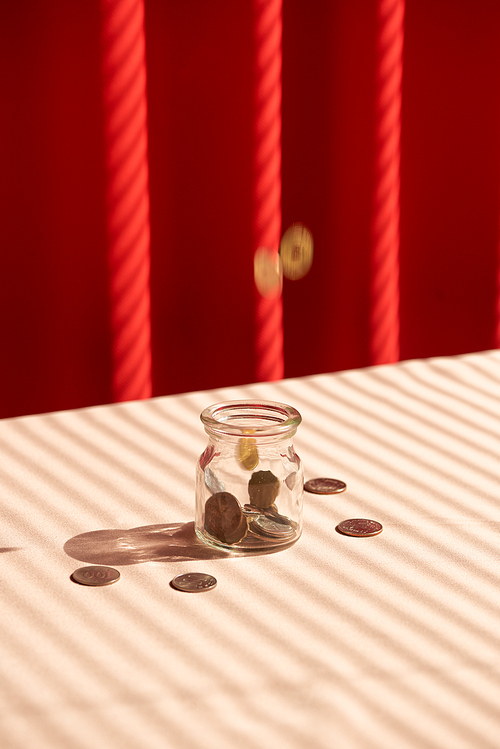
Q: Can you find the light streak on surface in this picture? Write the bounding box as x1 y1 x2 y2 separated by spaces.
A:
370 0 405 364
101 0 152 402
253 0 284 382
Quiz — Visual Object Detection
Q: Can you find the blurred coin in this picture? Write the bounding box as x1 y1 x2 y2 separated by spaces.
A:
336 519 383 537
251 515 294 539
170 572 217 593
280 223 313 280
71 565 120 586
304 478 347 495
238 437 259 471
254 247 283 298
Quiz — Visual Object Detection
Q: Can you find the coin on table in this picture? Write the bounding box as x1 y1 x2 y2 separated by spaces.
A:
304 478 347 495
170 573 217 593
336 519 383 537
71 565 120 586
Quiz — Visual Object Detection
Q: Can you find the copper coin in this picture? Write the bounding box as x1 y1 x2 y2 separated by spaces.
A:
204 491 247 545
248 470 280 509
336 519 383 537
71 565 120 586
170 573 217 593
304 478 347 495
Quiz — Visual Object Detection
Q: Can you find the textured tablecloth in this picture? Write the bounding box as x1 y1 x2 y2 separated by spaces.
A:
1 350 500 749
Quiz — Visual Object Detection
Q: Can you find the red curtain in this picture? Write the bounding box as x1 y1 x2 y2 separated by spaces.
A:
1 0 499 419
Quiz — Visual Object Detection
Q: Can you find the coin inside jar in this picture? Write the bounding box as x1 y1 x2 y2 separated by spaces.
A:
248 470 280 509
251 514 294 539
238 436 259 471
204 491 248 545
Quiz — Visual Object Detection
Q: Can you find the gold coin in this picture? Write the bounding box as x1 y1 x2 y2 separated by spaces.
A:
254 247 283 298
280 223 313 280
238 436 259 470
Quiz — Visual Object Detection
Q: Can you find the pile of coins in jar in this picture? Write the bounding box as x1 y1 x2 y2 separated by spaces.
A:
197 426 302 551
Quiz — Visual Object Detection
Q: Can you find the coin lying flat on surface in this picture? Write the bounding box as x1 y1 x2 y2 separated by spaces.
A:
304 478 347 495
71 565 120 586
170 573 217 593
336 519 383 537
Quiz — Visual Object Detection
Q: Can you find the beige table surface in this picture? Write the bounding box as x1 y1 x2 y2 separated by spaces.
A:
1 350 500 749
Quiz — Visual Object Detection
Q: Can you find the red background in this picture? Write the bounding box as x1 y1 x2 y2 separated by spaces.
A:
0 0 499 418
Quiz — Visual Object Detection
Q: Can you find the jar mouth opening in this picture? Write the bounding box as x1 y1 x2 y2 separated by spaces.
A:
200 400 302 437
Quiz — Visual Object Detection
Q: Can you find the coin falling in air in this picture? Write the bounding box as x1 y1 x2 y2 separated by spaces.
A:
254 247 283 298
304 478 347 495
336 519 383 537
170 573 217 593
71 565 120 586
280 223 314 280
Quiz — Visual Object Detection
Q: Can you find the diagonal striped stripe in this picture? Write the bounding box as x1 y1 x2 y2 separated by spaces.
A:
101 0 152 402
370 0 405 364
253 0 284 383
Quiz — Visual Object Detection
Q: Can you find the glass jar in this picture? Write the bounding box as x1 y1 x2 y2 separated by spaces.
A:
195 400 303 553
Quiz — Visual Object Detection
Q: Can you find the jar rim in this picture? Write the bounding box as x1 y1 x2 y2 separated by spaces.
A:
200 399 302 437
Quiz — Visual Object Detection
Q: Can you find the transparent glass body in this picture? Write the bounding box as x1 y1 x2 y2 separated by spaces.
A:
195 400 303 553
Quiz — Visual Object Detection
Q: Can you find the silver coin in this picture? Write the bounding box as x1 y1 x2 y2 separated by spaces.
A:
205 467 225 494
243 503 278 518
304 478 347 495
170 572 217 593
243 503 263 517
336 519 383 537
71 565 120 586
251 515 294 539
